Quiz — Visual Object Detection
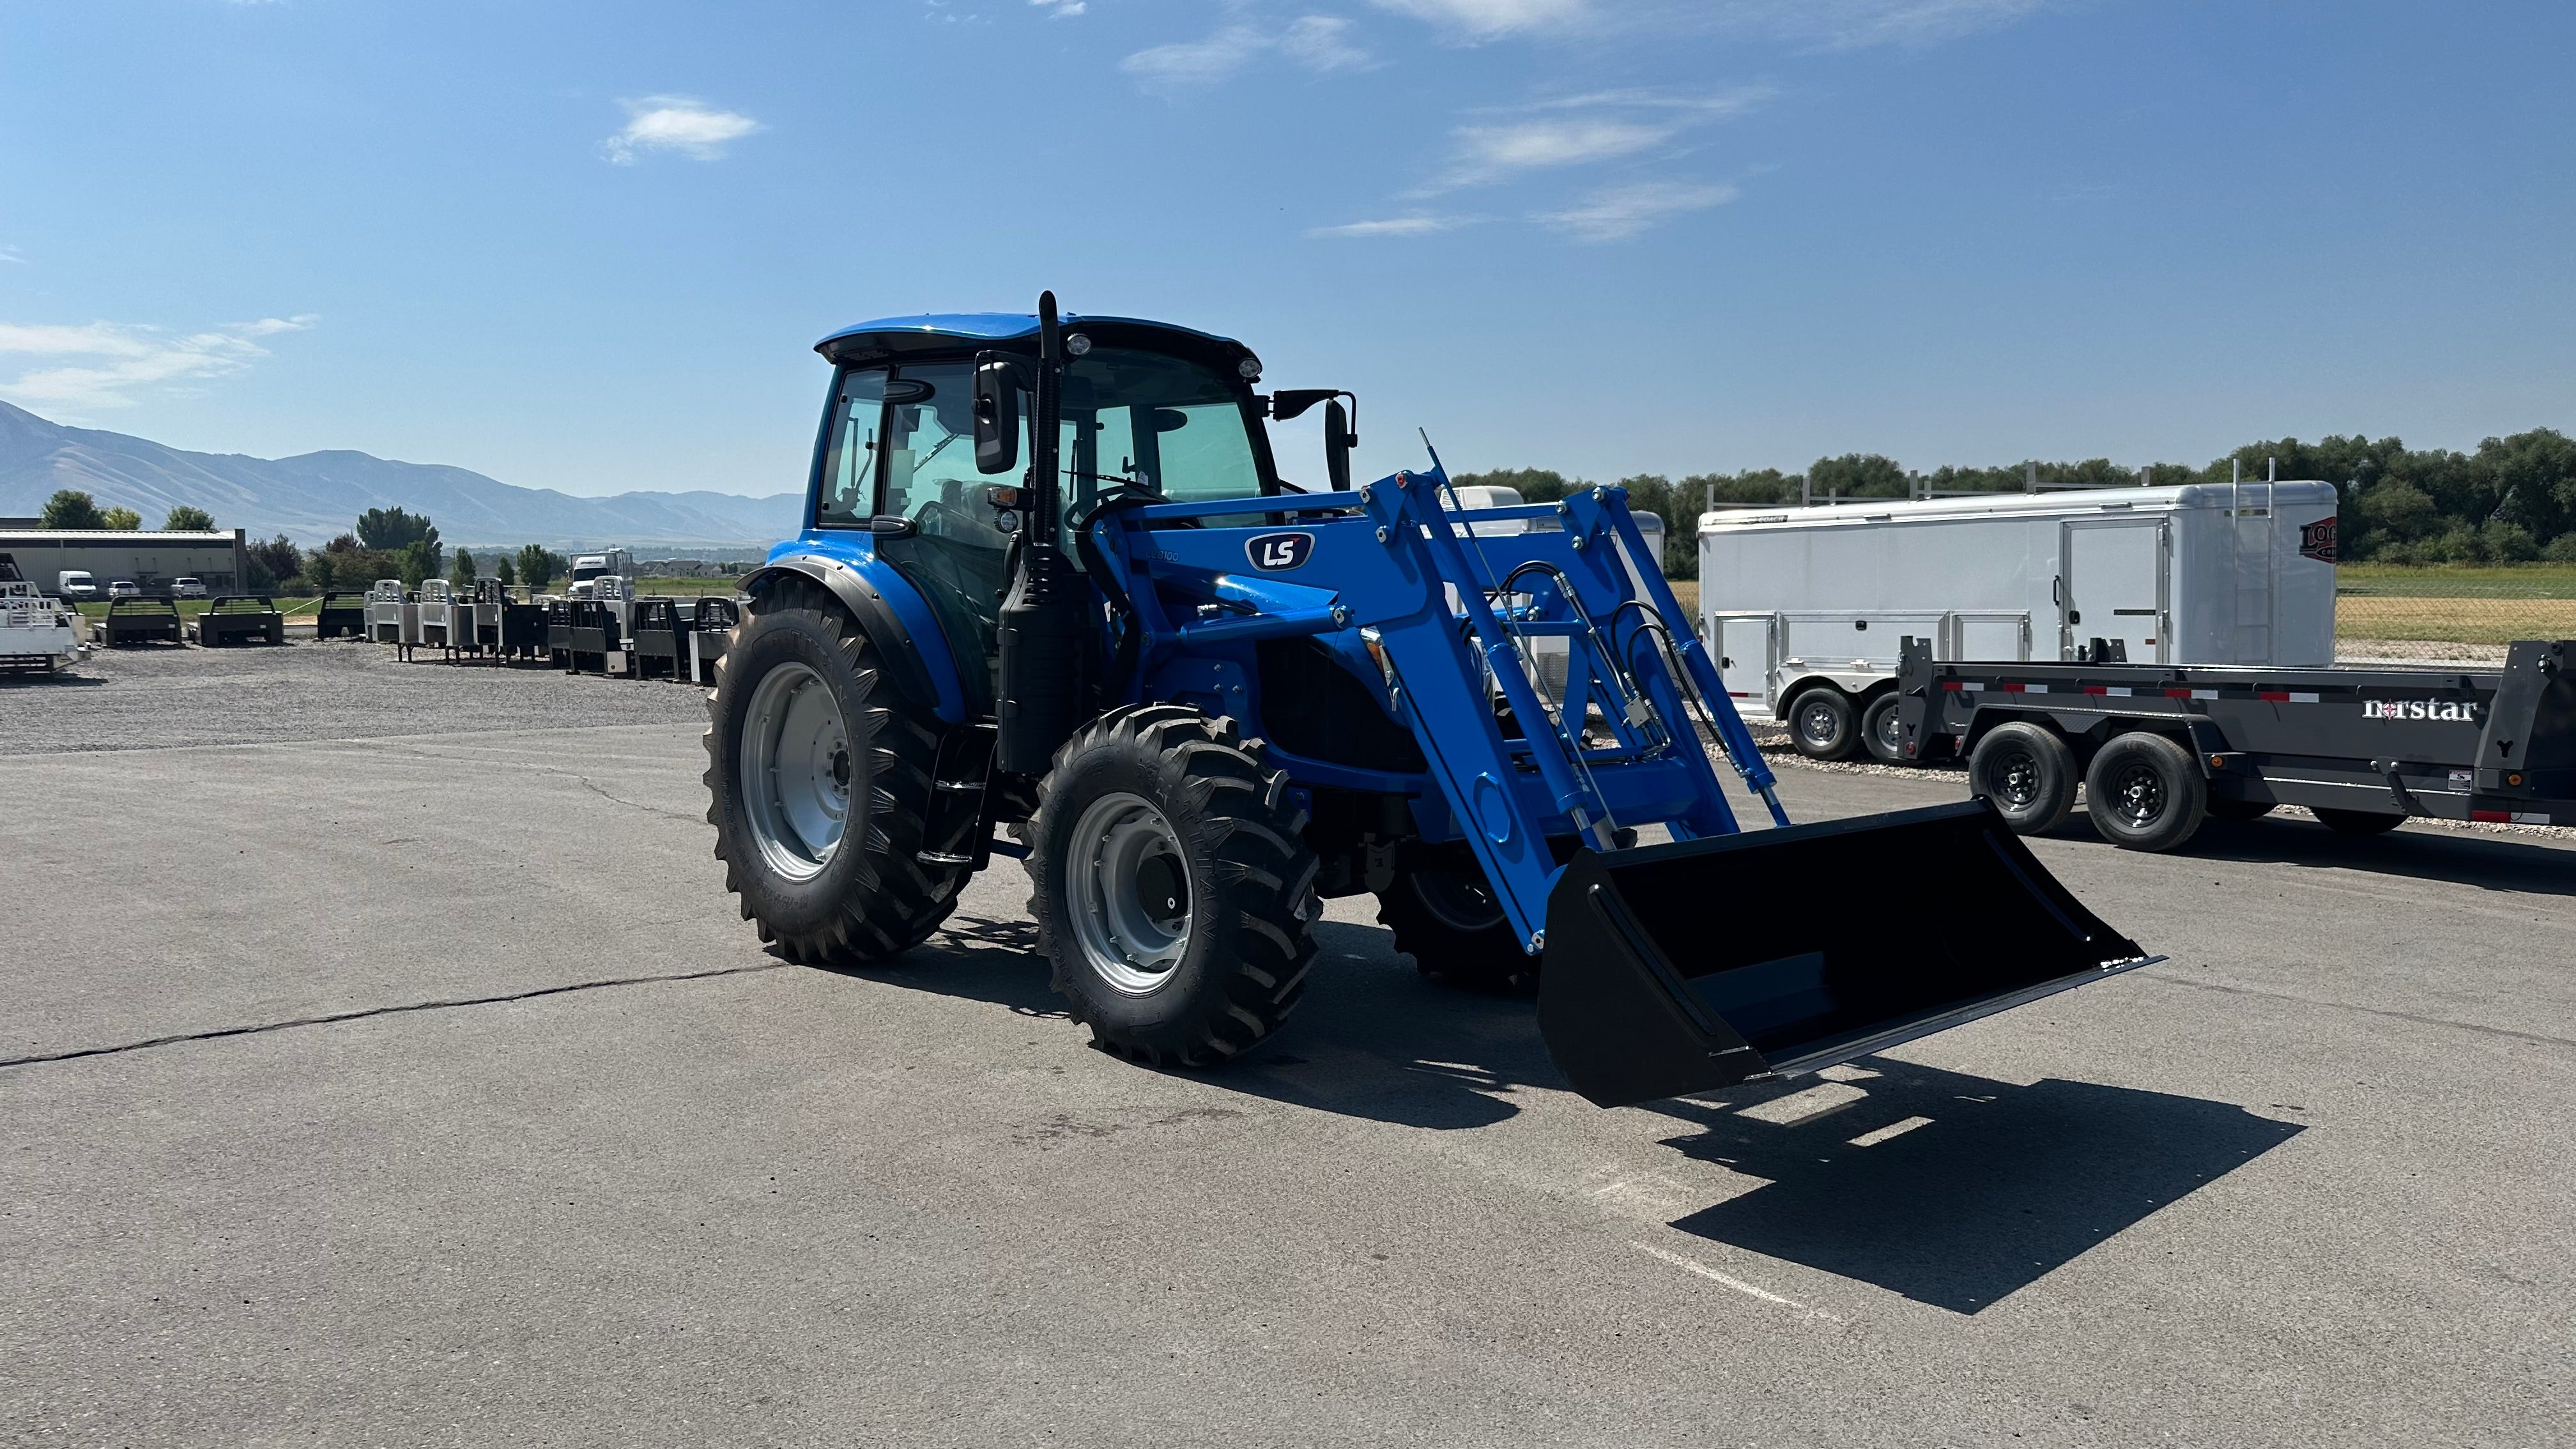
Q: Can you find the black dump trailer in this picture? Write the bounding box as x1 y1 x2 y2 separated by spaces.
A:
1895 636 2575 852
625 597 688 680
192 595 285 647
102 596 184 647
315 591 369 640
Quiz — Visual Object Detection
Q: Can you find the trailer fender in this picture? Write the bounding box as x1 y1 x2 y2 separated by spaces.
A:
742 555 961 723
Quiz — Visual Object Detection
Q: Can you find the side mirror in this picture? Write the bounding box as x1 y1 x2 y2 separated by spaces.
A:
1269 388 1337 421
1324 397 1356 492
974 353 1025 474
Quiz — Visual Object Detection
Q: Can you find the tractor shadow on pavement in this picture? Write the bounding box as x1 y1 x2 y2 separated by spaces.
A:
1648 1060 2306 1314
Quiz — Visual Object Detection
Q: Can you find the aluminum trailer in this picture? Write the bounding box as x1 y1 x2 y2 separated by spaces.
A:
686 597 738 685
411 578 459 658
1896 636 2576 851
0 556 84 673
1701 481 2340 765
191 595 285 647
102 595 183 647
365 579 411 645
316 590 370 640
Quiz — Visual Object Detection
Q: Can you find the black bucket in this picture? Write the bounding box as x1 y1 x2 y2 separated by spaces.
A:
1537 800 2156 1108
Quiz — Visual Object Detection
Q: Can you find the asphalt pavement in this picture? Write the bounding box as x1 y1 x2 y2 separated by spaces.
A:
2 657 2569 1447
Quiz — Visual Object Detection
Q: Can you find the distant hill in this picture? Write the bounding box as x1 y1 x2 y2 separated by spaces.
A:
0 401 797 549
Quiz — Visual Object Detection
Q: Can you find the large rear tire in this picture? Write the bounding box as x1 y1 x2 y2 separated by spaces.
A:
1027 705 1319 1066
704 575 969 965
1377 850 1534 992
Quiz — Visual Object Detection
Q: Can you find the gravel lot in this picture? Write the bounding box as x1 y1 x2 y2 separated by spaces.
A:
3 645 2569 1446
0 639 709 754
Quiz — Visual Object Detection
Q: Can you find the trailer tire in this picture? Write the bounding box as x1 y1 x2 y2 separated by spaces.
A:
2206 799 2275 822
1378 855 1533 992
2083 732 2206 852
1860 692 1909 765
1788 686 1859 762
703 574 967 965
1027 704 1319 1067
2314 808 2404 836
1969 723 2077 834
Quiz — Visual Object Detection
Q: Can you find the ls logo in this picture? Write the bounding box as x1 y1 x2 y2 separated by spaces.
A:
1245 531 1315 571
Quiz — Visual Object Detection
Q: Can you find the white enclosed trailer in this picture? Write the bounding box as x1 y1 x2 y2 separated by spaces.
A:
1698 480 2339 760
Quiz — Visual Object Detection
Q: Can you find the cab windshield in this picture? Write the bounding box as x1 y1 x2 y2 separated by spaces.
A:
1057 347 1266 514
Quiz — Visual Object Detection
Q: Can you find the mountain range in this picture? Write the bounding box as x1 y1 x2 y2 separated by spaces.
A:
0 401 798 551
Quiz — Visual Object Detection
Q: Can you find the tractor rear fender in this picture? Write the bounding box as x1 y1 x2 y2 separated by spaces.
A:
742 551 966 724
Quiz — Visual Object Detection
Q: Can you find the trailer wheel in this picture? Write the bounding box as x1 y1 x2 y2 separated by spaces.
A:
2083 732 2206 852
703 574 966 965
2314 808 2404 836
1378 855 1533 992
1969 723 2077 834
2206 799 2275 822
1788 687 1859 761
1027 705 1319 1067
1860 693 1909 765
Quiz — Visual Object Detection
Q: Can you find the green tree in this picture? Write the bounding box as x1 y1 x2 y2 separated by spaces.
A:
245 535 301 593
100 505 142 530
449 547 479 588
515 544 561 592
38 489 107 529
396 539 441 587
1453 466 1581 503
494 555 517 587
356 507 439 553
162 505 215 531
1805 454 1908 500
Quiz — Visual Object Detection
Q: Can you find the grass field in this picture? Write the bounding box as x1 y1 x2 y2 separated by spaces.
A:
73 597 321 620
2333 564 2576 643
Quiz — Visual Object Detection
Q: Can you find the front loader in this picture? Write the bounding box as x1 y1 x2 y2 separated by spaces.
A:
705 296 2154 1107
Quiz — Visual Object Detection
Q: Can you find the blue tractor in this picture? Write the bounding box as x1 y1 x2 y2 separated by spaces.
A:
705 295 2154 1107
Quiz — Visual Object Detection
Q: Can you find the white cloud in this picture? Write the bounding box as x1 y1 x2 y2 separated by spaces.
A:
0 315 317 414
1029 0 1088 16
0 247 24 265
1280 16 1372 71
1369 0 1597 37
1442 116 1676 187
1307 214 1480 238
1534 180 1737 241
602 96 763 164
1719 0 2057 49
1123 13 1376 88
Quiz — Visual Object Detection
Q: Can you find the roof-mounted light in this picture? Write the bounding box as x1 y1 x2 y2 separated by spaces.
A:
1064 332 1092 357
1238 355 1262 381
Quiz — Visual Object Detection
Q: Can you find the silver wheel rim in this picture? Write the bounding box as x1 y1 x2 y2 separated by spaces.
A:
1873 704 1902 751
740 661 850 881
1066 792 1193 995
1798 700 1840 747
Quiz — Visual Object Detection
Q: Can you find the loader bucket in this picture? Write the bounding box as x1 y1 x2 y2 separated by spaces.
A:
1537 800 2156 1108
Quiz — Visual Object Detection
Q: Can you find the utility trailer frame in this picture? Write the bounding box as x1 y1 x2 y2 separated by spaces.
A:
624 597 689 680
1896 637 2575 837
316 591 370 640
192 595 285 647
102 596 183 647
686 597 737 685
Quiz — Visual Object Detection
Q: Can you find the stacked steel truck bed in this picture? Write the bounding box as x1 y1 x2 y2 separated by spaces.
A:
1896 638 2575 843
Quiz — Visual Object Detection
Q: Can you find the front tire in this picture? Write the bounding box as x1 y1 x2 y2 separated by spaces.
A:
704 575 968 964
1377 850 1533 992
1027 705 1319 1066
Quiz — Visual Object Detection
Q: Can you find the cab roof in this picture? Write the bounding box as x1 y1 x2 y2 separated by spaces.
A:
815 312 1260 379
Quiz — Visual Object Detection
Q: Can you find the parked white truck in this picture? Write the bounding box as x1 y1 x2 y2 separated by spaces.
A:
1699 480 2340 761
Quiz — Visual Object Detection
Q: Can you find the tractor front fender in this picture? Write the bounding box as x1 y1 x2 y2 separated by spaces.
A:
744 553 965 724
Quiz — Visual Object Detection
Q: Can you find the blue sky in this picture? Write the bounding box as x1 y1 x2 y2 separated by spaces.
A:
2 0 2570 498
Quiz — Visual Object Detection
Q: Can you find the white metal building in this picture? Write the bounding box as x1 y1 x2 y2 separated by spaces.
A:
0 528 252 595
